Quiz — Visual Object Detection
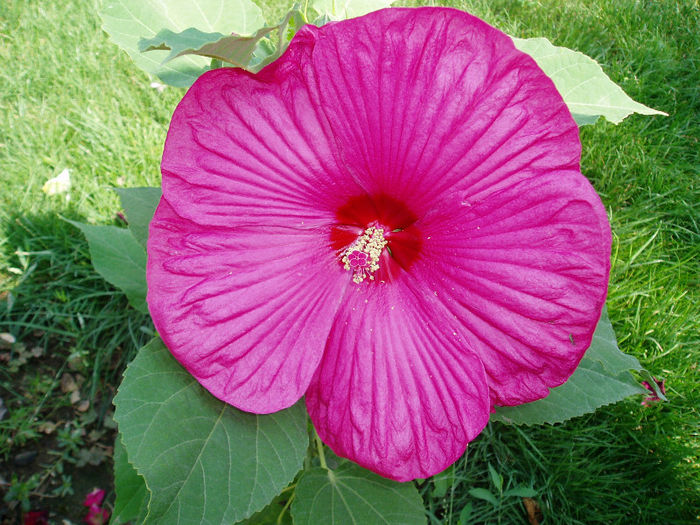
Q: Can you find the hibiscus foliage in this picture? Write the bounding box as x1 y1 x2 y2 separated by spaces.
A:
114 338 308 524
76 0 668 523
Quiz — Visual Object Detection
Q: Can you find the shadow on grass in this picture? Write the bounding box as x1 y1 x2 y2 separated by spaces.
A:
0 211 152 390
0 211 152 524
422 404 699 524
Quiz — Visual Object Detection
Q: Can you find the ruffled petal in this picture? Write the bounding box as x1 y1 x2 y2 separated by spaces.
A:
161 28 362 229
418 172 611 406
306 277 490 481
147 199 348 413
304 7 579 216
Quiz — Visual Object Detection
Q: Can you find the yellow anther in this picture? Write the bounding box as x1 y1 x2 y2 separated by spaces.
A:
341 226 388 283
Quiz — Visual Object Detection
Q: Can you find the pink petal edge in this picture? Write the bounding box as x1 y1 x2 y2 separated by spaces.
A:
306 277 490 482
147 198 348 413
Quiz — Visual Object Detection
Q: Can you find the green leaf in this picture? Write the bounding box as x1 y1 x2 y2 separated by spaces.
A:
291 463 426 525
468 488 498 506
311 0 395 20
114 338 309 524
139 26 276 68
137 6 308 73
458 503 473 525
586 306 643 375
513 37 667 125
431 464 455 499
487 464 503 493
139 28 227 61
67 220 147 313
100 0 265 87
491 308 649 425
255 7 307 70
503 486 538 498
112 434 150 524
114 187 161 248
236 491 293 525
492 360 647 426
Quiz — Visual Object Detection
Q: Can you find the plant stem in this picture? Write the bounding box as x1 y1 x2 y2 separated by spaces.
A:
277 492 295 525
279 483 296 494
314 430 328 470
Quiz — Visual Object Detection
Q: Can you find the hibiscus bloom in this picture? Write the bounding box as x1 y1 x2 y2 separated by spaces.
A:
147 7 611 481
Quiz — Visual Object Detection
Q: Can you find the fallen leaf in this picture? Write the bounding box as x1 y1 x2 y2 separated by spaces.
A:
38 421 57 434
76 399 90 412
523 497 542 525
30 346 44 358
61 373 78 394
67 354 83 370
70 390 81 404
0 332 15 348
42 168 71 195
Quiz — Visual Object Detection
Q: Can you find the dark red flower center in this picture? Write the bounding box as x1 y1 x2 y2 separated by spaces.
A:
330 194 422 283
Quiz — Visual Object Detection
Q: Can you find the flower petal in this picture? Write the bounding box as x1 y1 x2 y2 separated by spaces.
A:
419 172 611 406
304 7 579 216
147 199 347 413
161 28 361 229
306 277 490 481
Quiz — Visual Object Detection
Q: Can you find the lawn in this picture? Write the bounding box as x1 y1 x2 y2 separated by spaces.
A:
0 0 698 523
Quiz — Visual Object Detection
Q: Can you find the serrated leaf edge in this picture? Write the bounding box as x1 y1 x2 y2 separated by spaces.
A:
112 432 153 525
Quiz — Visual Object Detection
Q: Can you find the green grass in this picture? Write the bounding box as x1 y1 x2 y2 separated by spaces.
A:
1 0 698 523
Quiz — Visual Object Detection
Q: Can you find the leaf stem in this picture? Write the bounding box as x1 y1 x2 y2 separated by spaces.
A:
314 430 328 470
279 483 296 493
277 491 295 524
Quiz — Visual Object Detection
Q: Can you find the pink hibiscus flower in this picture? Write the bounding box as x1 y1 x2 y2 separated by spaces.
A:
147 7 611 481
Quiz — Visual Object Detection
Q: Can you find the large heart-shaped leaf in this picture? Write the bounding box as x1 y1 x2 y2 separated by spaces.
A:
67 220 147 313
291 463 426 525
513 36 667 125
100 0 265 86
113 338 309 524
112 434 150 524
